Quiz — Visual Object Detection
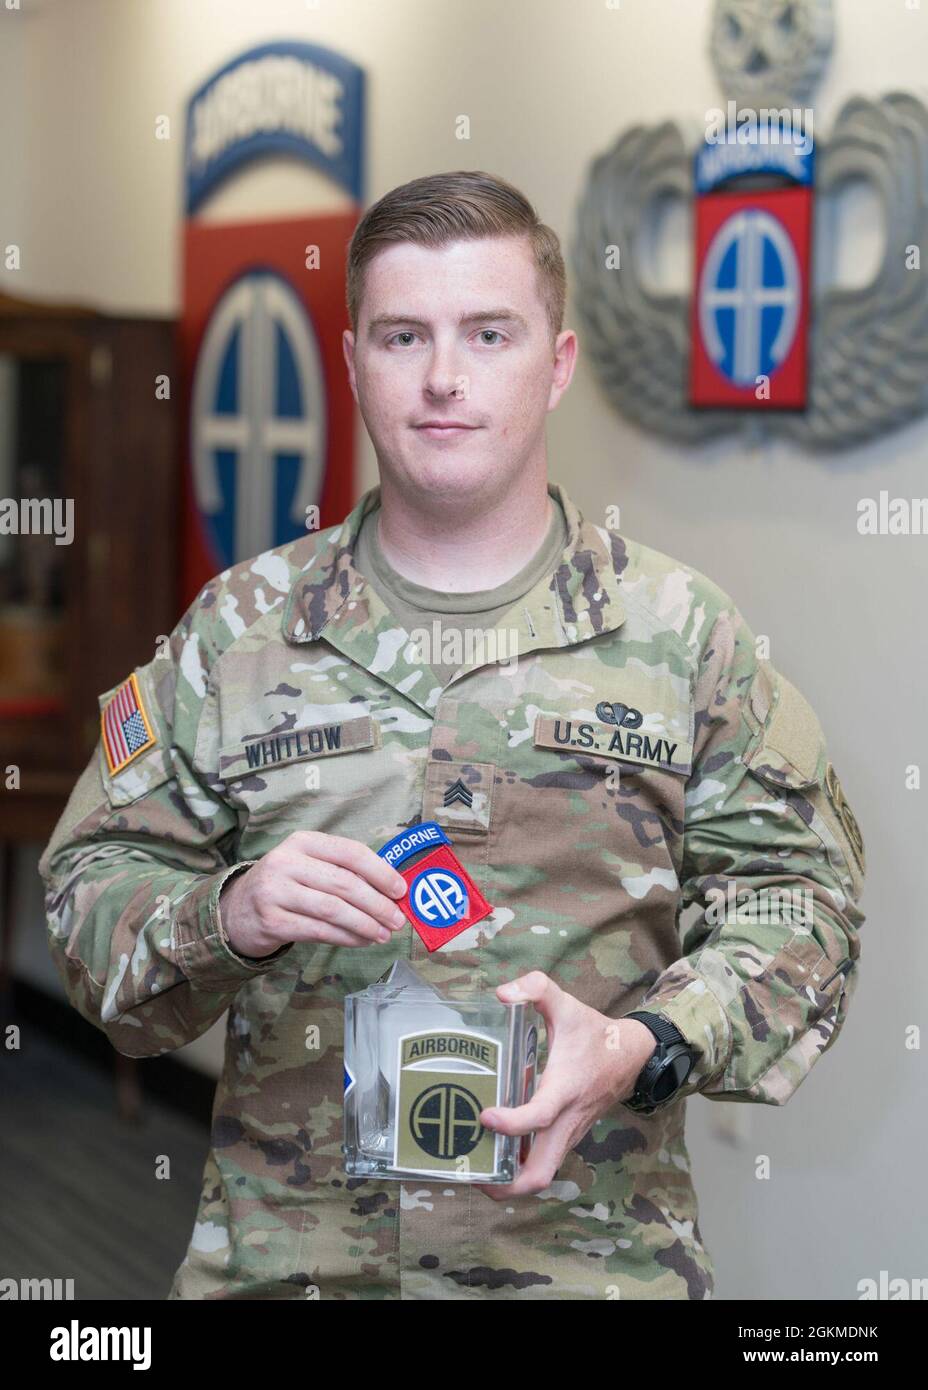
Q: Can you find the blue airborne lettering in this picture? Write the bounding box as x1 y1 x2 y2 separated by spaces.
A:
244 724 343 770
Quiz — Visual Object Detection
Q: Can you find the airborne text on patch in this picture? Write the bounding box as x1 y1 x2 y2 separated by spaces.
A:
406 1035 493 1066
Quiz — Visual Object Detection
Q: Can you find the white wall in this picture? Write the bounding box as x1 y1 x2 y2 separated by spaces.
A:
5 0 925 1300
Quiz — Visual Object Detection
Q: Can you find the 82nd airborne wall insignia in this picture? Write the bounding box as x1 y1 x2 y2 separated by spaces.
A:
573 0 928 449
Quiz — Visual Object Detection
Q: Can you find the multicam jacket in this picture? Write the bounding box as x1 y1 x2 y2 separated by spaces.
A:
39 481 866 1300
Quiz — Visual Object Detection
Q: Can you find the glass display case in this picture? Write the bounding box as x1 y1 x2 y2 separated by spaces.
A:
344 961 540 1183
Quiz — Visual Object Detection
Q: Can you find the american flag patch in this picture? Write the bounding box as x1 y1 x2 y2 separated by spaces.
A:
101 672 157 776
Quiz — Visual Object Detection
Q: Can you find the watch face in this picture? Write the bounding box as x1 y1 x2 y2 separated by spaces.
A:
625 1090 653 1113
652 1050 693 1102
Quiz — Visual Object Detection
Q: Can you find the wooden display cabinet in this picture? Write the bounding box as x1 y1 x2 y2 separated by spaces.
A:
0 288 179 937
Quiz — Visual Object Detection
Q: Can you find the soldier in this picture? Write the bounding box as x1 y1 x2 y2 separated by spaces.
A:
39 170 865 1300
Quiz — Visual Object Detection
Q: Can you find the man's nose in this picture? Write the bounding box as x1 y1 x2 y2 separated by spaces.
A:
423 339 466 397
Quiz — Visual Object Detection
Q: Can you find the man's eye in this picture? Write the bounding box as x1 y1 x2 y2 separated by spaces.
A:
388 331 418 347
477 329 504 345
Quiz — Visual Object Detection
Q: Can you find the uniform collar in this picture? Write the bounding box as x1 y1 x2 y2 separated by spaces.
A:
281 480 627 713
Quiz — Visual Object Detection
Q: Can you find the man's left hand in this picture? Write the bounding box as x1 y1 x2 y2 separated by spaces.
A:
476 971 657 1199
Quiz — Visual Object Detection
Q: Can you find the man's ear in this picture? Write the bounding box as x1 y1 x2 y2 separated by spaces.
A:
342 328 359 404
547 329 578 411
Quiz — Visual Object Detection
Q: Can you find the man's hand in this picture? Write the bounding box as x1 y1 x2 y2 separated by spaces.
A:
476 972 658 1199
219 831 408 959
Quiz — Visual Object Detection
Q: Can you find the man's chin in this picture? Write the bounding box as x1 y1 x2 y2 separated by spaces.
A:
387 456 511 500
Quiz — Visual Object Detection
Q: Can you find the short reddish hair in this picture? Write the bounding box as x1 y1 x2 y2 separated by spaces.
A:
346 170 566 344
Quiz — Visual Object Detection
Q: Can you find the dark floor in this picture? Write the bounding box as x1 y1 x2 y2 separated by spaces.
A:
0 1020 212 1300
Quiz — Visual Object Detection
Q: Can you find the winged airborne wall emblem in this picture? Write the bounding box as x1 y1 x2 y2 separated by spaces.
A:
572 0 928 449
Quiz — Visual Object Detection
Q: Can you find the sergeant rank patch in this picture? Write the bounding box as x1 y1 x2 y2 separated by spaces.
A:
101 672 157 776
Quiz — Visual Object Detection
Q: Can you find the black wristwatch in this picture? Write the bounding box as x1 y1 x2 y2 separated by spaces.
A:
622 1011 697 1114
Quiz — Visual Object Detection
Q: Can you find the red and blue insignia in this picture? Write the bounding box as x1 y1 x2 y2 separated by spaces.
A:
101 672 157 776
376 822 493 953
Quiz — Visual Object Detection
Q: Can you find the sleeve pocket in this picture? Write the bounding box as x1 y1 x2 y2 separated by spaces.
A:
744 669 866 908
745 671 827 792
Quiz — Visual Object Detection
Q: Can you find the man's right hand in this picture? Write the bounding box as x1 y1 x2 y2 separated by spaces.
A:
219 831 409 959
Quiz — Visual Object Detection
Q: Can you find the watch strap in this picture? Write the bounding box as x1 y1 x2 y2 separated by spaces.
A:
624 1010 686 1048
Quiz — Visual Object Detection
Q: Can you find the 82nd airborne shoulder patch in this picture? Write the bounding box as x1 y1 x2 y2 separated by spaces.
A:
101 672 157 776
823 761 866 876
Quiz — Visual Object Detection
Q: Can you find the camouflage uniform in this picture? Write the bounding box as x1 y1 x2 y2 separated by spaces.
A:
39 481 866 1300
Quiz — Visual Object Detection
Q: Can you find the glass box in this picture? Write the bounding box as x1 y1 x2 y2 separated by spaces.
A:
343 961 539 1183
